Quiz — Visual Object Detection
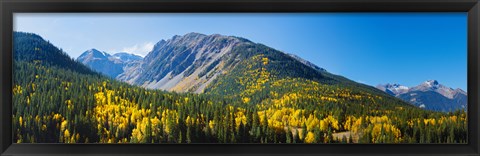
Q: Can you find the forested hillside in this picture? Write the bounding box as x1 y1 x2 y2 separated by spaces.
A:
14 32 98 75
13 32 467 143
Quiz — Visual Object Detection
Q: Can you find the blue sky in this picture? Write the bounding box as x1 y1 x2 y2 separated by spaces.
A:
14 13 467 90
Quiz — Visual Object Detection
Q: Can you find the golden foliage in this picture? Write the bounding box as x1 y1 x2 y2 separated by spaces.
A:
304 132 315 143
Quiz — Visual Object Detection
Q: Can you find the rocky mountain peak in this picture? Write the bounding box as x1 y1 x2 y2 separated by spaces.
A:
376 80 467 112
184 32 207 38
120 33 249 92
422 80 440 88
85 48 105 56
78 49 142 79
77 48 111 63
412 80 458 99
152 39 167 49
376 83 409 96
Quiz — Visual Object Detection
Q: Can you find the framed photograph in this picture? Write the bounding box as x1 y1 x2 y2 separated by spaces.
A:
1 0 479 155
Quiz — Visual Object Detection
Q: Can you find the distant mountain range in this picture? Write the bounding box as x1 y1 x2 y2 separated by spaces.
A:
376 80 467 112
77 49 143 78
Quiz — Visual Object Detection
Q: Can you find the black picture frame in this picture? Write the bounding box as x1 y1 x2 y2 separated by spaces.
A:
1 0 479 156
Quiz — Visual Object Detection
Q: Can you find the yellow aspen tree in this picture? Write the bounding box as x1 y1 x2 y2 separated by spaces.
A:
304 132 316 143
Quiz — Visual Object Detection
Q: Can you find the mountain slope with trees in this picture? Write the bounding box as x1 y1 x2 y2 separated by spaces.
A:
13 32 467 144
14 32 98 75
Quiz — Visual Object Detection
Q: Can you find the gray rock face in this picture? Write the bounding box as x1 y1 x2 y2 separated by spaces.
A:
117 32 250 93
77 49 142 78
376 80 467 112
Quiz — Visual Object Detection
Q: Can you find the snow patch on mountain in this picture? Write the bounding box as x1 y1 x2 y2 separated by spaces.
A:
376 83 409 95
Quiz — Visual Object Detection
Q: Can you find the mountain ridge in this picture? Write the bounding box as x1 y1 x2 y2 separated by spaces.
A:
77 48 143 78
376 80 467 112
14 31 98 75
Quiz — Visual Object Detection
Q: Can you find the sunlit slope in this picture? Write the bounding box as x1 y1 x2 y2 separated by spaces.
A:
205 43 409 108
